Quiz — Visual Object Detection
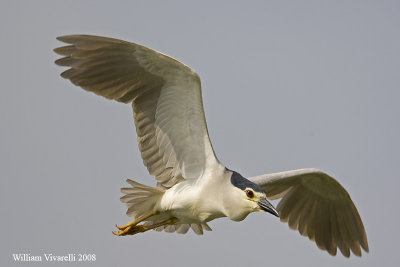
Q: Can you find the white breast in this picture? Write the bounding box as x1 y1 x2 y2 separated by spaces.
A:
158 179 225 223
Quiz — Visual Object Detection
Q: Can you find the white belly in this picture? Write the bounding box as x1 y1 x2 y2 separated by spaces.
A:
158 180 225 224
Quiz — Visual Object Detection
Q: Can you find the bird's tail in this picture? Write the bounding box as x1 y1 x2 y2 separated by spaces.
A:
120 179 165 219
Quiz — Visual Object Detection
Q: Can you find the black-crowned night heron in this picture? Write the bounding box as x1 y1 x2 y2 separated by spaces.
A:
54 35 368 257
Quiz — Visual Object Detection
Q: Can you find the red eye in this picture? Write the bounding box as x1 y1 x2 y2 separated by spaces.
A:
246 190 254 198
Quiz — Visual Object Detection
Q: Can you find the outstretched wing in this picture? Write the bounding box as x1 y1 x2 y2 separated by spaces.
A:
250 168 368 257
54 35 221 188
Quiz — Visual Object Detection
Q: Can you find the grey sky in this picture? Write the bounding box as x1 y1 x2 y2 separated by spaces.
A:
1 1 399 266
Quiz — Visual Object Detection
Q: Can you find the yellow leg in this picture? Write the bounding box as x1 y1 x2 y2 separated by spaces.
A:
113 210 155 235
113 218 178 236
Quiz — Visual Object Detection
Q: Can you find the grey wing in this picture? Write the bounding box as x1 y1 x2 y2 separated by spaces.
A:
54 35 221 188
250 168 368 257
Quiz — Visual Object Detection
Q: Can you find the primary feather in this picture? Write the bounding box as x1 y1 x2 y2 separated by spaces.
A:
54 35 220 188
250 168 369 256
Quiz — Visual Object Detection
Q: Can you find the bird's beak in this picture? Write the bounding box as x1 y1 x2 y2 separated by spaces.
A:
258 198 279 217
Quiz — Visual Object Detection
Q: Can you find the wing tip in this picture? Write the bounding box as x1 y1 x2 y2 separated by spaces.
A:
56 34 90 43
56 35 76 43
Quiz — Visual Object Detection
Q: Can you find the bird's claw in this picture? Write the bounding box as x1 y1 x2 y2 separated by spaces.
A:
113 224 148 236
115 224 126 230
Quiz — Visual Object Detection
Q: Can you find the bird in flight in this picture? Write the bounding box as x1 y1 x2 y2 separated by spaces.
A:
54 35 368 257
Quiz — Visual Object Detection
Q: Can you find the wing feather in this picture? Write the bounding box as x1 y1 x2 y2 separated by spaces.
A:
250 168 368 257
55 35 221 187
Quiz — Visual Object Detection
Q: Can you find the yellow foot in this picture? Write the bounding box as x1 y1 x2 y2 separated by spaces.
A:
114 210 155 231
115 222 134 231
113 218 178 237
113 224 148 236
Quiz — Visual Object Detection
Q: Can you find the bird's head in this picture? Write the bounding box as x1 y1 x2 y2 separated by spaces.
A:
224 169 279 221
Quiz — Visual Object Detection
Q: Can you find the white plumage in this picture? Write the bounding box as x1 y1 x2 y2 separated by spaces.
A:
54 35 368 257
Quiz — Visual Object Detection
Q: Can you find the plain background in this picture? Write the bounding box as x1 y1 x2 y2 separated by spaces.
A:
1 1 399 266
